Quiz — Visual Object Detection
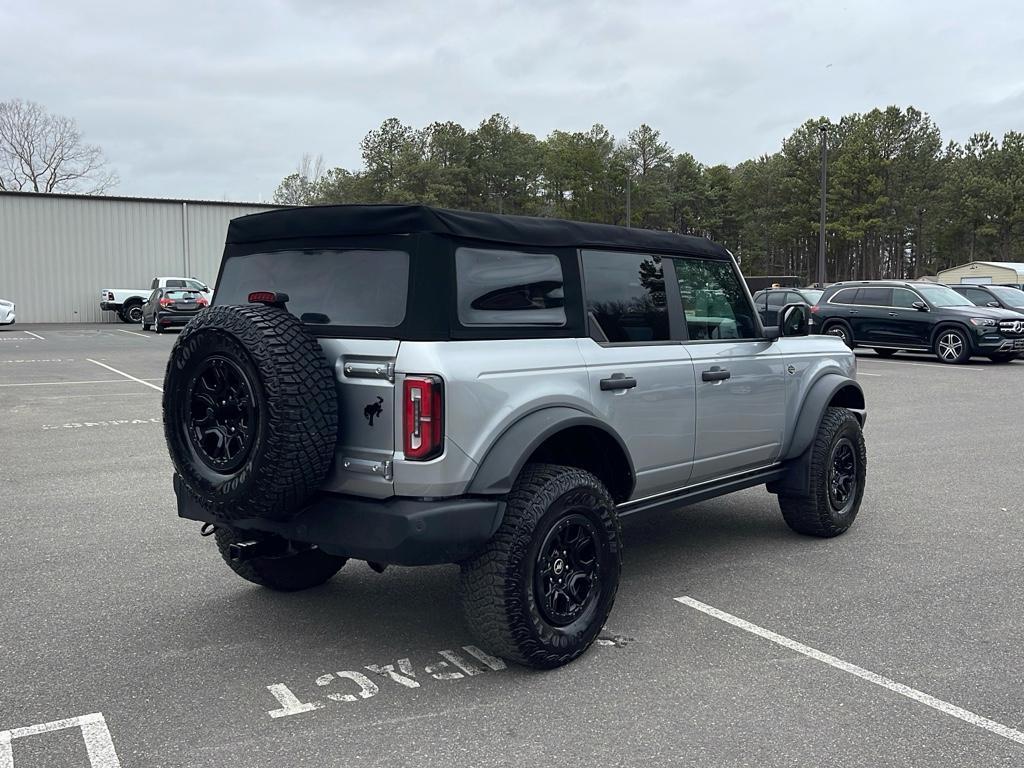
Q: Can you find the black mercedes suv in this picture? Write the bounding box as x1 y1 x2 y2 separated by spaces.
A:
812 280 1024 363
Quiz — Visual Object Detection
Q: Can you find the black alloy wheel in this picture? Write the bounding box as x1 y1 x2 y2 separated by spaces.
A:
827 437 857 515
125 304 144 324
185 356 259 474
533 514 602 627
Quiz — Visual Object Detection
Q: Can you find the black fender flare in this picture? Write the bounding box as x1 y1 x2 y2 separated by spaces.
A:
467 407 635 497
769 374 865 496
780 374 865 461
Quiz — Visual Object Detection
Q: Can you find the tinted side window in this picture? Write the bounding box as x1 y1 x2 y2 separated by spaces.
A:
673 258 758 340
962 288 990 305
830 288 859 305
581 250 668 342
455 248 565 326
166 279 186 288
892 288 920 308
785 291 805 304
855 287 892 306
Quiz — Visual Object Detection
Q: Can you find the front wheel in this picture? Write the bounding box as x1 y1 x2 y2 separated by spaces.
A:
935 328 971 364
779 407 866 538
214 527 346 591
459 464 621 669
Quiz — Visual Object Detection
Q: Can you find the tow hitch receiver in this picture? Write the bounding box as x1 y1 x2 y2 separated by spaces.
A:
228 537 288 562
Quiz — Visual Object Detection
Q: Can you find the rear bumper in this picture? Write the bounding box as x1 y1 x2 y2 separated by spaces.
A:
174 474 505 566
157 311 199 327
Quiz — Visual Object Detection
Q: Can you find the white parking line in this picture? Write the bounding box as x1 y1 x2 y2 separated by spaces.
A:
858 359 984 372
0 711 121 767
116 329 148 339
0 379 162 388
21 331 45 340
87 359 164 392
675 596 1024 747
857 372 883 377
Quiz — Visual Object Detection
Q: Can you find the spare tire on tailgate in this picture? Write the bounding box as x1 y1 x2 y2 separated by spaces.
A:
163 304 338 522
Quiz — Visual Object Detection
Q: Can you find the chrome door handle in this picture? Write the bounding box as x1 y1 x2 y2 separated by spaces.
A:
600 373 637 391
888 312 898 317
701 367 731 382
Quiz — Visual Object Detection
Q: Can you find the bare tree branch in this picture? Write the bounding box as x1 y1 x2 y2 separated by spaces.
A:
0 99 118 194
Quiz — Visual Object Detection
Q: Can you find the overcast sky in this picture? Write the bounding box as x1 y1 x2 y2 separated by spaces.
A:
3 0 1023 202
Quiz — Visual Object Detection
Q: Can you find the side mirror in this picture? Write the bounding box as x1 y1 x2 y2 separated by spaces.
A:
987 301 1001 308
912 301 929 311
780 303 809 337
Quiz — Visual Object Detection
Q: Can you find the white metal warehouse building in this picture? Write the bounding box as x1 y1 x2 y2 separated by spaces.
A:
936 260 1024 287
0 191 278 323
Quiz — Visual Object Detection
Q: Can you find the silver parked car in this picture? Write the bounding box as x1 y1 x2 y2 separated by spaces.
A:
163 205 867 669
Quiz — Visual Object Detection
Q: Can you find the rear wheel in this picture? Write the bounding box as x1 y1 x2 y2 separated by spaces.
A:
459 463 621 669
122 303 143 324
934 328 971 364
824 322 853 348
779 407 866 538
873 348 897 358
213 527 346 591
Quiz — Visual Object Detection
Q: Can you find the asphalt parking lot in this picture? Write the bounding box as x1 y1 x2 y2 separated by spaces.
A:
1 323 1022 768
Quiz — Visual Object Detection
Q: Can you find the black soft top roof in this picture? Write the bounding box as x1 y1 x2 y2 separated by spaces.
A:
226 204 731 260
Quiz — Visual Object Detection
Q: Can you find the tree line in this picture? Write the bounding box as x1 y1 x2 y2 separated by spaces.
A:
277 107 1024 282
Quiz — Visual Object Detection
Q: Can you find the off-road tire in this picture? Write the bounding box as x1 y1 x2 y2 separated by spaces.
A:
934 326 972 364
459 463 621 669
988 352 1016 363
213 527 346 591
164 304 338 522
121 302 143 324
779 407 866 538
873 348 897 358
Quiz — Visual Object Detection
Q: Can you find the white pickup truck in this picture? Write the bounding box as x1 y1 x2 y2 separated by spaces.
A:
100 277 212 323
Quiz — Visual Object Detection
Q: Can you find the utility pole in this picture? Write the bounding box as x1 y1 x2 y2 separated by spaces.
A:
625 171 632 228
817 124 828 287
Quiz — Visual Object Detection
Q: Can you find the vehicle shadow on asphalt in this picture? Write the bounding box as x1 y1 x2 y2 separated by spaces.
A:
172 492 809 658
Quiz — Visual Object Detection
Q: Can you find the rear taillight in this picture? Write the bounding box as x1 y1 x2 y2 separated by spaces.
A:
159 297 173 307
196 297 208 307
810 305 820 314
403 375 444 461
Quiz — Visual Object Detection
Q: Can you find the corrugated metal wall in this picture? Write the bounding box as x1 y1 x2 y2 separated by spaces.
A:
0 193 277 323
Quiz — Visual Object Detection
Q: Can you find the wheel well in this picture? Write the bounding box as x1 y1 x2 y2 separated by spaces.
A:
930 322 971 348
525 426 633 503
828 384 864 412
123 298 142 306
822 319 849 331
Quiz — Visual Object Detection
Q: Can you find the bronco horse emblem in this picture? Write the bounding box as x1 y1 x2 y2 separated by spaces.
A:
364 396 384 426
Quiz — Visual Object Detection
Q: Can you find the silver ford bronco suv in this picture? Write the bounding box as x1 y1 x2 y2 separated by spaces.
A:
165 204 867 669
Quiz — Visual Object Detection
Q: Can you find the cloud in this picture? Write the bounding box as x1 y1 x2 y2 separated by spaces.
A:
2 0 1023 200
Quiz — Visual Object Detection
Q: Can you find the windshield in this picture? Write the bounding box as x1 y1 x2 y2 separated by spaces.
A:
915 284 973 307
990 286 1024 308
799 289 823 304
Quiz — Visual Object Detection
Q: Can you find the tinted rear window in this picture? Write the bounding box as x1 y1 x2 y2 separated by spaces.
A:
216 249 409 327
166 290 200 299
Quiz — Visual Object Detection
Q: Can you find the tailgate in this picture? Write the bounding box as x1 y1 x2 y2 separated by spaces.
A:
318 338 400 498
